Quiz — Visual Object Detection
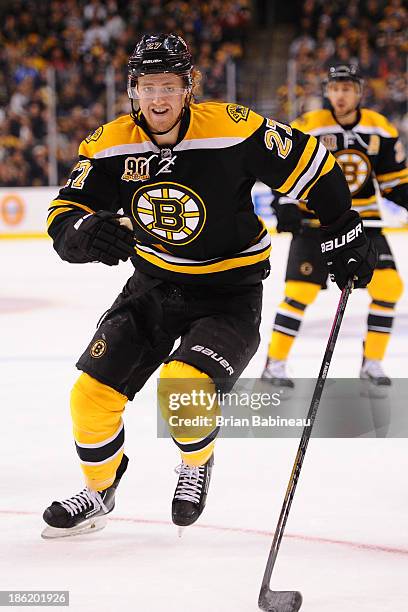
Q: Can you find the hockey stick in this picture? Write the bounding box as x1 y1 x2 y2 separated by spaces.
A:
258 277 354 612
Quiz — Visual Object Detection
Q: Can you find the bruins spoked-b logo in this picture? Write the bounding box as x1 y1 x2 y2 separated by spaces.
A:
90 339 107 358
300 261 313 276
334 149 371 195
131 182 206 245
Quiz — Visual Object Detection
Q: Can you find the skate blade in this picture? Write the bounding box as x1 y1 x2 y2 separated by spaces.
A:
41 516 108 539
177 526 186 538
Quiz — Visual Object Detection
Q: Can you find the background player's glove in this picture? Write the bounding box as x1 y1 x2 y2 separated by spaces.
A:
272 196 302 234
320 210 377 289
74 210 135 266
384 184 408 211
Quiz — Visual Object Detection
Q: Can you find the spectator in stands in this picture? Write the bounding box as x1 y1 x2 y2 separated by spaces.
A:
284 0 407 150
0 0 251 187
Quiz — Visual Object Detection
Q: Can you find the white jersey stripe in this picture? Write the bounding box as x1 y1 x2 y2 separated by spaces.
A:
94 142 159 159
174 137 245 151
287 143 327 199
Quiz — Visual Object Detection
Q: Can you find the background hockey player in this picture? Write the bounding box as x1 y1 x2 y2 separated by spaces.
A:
43 38 375 538
262 64 408 389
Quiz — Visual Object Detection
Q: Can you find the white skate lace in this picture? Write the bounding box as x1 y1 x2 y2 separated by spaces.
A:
60 488 107 516
174 463 204 504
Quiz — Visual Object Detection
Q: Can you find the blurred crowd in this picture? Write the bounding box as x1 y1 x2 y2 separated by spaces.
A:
0 0 251 186
278 0 407 135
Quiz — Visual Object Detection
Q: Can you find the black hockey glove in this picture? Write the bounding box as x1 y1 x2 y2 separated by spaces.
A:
272 196 302 234
74 211 136 266
320 210 377 289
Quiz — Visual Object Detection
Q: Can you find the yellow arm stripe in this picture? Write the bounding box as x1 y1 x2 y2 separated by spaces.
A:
51 199 95 214
377 168 408 182
276 136 318 194
47 207 73 228
47 200 95 229
351 196 377 205
299 154 335 199
135 245 271 275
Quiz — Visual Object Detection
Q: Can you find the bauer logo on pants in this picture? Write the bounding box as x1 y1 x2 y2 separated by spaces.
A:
90 339 107 358
131 181 206 245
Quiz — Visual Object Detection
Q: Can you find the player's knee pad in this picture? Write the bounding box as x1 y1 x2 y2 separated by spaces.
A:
70 373 127 443
367 269 404 305
284 280 320 308
158 360 218 420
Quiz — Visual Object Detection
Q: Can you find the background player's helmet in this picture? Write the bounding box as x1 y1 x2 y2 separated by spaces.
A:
127 33 193 99
324 64 364 91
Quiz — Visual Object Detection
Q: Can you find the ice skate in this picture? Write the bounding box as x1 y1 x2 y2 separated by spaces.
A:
360 358 391 387
42 454 128 539
261 358 294 388
172 454 214 529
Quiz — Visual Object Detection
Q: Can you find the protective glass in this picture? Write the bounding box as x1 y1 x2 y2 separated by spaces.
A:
127 77 188 100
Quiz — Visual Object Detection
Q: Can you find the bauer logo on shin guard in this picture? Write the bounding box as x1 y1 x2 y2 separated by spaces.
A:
321 223 362 253
90 339 107 358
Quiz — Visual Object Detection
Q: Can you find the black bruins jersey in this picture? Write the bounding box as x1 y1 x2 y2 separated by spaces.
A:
291 108 408 225
47 102 351 284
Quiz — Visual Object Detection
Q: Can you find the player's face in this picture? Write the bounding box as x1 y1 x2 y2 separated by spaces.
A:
327 81 361 117
137 73 187 133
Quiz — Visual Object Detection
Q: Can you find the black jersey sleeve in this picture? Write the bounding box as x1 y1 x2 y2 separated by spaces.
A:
245 117 351 225
47 149 121 263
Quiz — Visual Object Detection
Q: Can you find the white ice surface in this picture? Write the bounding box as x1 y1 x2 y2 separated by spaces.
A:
1 234 408 611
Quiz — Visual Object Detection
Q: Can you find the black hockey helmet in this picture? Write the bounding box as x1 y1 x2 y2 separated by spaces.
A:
325 64 364 90
128 33 193 89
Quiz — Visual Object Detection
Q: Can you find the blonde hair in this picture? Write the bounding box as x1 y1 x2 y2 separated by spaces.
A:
187 68 202 104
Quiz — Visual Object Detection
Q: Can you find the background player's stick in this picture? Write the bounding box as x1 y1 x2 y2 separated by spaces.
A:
258 278 354 612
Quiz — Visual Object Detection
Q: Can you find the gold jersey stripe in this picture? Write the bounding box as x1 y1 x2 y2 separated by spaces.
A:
358 211 381 218
135 244 271 275
377 168 408 182
47 200 95 229
50 199 95 215
47 207 73 228
299 154 335 199
351 195 377 205
359 109 398 138
291 110 336 132
276 136 318 194
185 102 264 141
79 115 151 158
370 303 395 313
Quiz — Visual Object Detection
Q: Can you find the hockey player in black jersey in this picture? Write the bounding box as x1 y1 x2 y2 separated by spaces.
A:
262 64 407 389
42 37 376 538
